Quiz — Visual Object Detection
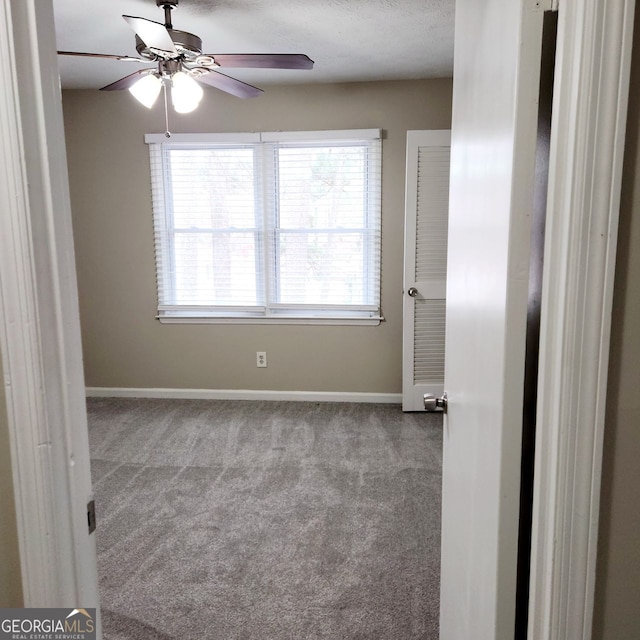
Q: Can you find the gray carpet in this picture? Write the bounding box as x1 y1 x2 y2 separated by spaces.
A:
87 398 443 640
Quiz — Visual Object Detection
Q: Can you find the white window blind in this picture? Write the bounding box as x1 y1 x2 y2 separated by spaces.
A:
146 130 382 324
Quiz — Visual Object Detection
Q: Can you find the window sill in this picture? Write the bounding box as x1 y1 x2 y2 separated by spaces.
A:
156 315 384 326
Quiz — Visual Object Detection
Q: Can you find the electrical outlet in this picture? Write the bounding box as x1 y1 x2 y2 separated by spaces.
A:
256 351 267 368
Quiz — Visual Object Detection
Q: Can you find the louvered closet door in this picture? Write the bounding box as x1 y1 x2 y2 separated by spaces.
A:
402 130 451 411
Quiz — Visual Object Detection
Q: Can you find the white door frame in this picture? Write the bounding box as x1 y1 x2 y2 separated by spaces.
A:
528 0 635 637
0 1 633 638
0 0 100 617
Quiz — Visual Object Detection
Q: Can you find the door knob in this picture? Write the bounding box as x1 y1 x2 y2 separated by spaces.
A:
407 287 419 298
424 392 448 413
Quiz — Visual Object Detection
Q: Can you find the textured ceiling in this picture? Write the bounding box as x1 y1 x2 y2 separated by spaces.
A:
53 0 454 89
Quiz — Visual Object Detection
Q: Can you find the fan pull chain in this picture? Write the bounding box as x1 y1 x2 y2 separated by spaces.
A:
163 81 171 138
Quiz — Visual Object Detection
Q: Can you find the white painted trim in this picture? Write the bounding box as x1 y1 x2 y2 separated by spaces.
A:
0 0 100 620
157 315 383 325
145 132 260 144
528 0 635 638
145 129 382 145
86 387 402 404
260 129 382 142
0 0 54 602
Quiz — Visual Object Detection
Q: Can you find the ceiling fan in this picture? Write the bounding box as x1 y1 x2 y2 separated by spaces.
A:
57 0 314 115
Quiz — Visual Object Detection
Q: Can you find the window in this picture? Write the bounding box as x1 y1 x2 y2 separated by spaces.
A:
146 130 382 324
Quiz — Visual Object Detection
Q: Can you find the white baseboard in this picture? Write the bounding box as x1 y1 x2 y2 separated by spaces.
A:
85 387 402 404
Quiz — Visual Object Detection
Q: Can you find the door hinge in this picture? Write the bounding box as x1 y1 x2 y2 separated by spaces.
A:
87 499 96 534
532 0 555 11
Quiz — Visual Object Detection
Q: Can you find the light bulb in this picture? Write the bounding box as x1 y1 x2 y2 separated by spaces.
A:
128 74 162 108
171 71 204 114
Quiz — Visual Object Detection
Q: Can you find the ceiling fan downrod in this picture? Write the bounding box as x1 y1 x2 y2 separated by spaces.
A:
157 0 178 29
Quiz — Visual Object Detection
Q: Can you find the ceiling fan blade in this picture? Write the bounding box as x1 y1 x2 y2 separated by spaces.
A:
208 54 314 70
194 69 263 99
57 51 151 63
100 70 149 91
123 15 177 56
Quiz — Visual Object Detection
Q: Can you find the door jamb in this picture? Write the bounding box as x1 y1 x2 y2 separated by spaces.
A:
0 0 100 616
528 0 635 638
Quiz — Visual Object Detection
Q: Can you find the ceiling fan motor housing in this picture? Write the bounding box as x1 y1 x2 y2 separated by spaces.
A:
135 29 203 60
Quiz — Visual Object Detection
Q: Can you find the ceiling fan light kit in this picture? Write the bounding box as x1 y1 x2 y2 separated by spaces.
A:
58 0 314 129
170 70 203 112
128 73 162 108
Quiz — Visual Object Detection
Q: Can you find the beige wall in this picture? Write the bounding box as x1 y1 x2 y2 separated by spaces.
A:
63 79 452 392
0 353 23 606
593 9 640 639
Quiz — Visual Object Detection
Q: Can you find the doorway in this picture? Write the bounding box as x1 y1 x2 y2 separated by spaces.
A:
1 3 633 639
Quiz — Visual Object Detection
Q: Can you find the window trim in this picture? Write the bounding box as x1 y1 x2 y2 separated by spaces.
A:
146 129 383 326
